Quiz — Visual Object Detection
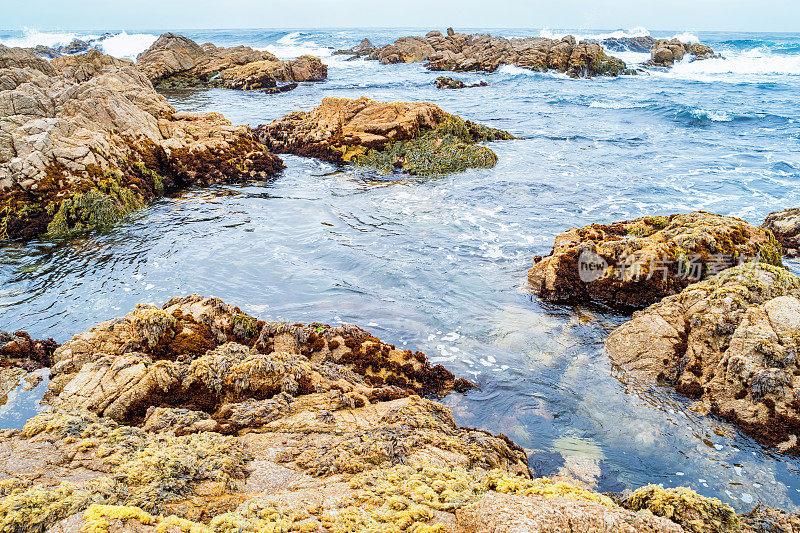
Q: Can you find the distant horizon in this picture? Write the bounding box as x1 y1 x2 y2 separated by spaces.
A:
3 0 798 33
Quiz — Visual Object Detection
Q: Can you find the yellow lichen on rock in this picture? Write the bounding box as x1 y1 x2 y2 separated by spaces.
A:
623 484 739 533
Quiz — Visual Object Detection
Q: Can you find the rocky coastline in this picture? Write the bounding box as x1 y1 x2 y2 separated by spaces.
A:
3 295 796 532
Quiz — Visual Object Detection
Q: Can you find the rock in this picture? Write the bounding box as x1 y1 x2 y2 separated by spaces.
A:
606 263 800 453
358 29 627 77
0 330 59 371
333 38 376 57
621 485 739 533
434 76 488 89
647 39 720 67
528 212 783 308
599 36 656 53
0 46 283 241
59 39 90 55
5 294 788 532
763 208 800 257
135 33 327 90
254 96 513 176
457 492 683 532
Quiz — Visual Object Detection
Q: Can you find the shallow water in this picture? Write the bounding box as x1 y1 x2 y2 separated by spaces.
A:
2 27 800 511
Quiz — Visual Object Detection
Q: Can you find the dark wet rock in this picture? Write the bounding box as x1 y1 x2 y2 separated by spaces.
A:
333 37 376 57
599 36 656 53
606 263 800 454
647 39 721 67
0 330 59 371
528 212 783 308
254 96 513 176
0 46 283 241
434 76 488 89
763 208 800 257
136 32 327 90
353 29 626 78
60 39 90 55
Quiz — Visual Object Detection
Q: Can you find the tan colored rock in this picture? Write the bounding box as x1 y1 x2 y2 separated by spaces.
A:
457 492 684 532
648 39 720 67
135 33 327 90
528 211 783 308
0 46 282 241
254 96 512 175
606 263 800 453
763 207 800 257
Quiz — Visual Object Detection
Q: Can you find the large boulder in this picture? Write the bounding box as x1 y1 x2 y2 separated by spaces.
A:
0 46 283 241
333 37 376 57
606 263 800 453
528 212 783 308
599 36 656 53
648 39 720 67
136 33 327 90
254 96 513 176
763 208 800 257
4 294 785 532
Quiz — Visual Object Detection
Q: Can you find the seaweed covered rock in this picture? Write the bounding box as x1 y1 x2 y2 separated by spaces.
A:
254 96 513 176
0 46 283 241
647 39 721 67
136 32 327 90
606 263 800 453
763 208 800 257
621 485 739 533
528 212 783 308
0 330 59 371
350 29 627 77
434 76 488 89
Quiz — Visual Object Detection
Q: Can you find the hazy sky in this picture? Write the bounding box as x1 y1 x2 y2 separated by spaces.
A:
3 0 798 32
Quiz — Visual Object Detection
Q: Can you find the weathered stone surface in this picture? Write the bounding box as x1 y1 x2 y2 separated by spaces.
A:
0 46 283 241
599 36 656 53
255 96 513 176
135 33 327 90
434 76 488 89
350 29 627 77
0 330 59 371
528 212 783 308
647 39 721 67
606 263 800 453
763 208 800 257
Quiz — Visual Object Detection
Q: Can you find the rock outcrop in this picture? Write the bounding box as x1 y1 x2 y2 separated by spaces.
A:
333 38 377 58
647 39 720 67
528 212 783 308
135 33 327 90
0 46 283 241
763 208 800 257
1 330 58 371
359 29 627 78
254 96 513 176
1 294 783 532
606 263 800 453
599 36 656 53
434 76 488 89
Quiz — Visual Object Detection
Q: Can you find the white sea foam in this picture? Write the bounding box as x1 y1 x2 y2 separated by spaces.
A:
0 27 96 48
539 27 650 42
263 31 332 59
659 48 800 82
671 31 700 44
99 31 157 60
589 101 647 109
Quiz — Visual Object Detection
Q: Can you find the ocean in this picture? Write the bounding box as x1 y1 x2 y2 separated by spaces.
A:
1 26 800 511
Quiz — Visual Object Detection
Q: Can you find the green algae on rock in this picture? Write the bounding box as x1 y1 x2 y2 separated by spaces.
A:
528 211 783 308
607 263 800 454
255 97 513 177
0 46 284 242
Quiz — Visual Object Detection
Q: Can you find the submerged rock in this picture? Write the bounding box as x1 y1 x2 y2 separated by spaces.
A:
647 39 721 67
528 212 783 308
434 76 488 89
0 46 283 241
136 33 327 90
254 96 513 176
3 294 784 532
606 263 800 453
763 208 800 257
349 29 627 77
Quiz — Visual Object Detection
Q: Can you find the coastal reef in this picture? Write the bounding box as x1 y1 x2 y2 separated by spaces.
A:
607 263 800 454
763 208 800 257
528 211 782 308
2 294 789 532
0 45 283 241
362 28 628 78
136 33 327 91
434 76 488 89
647 38 721 67
254 96 513 176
